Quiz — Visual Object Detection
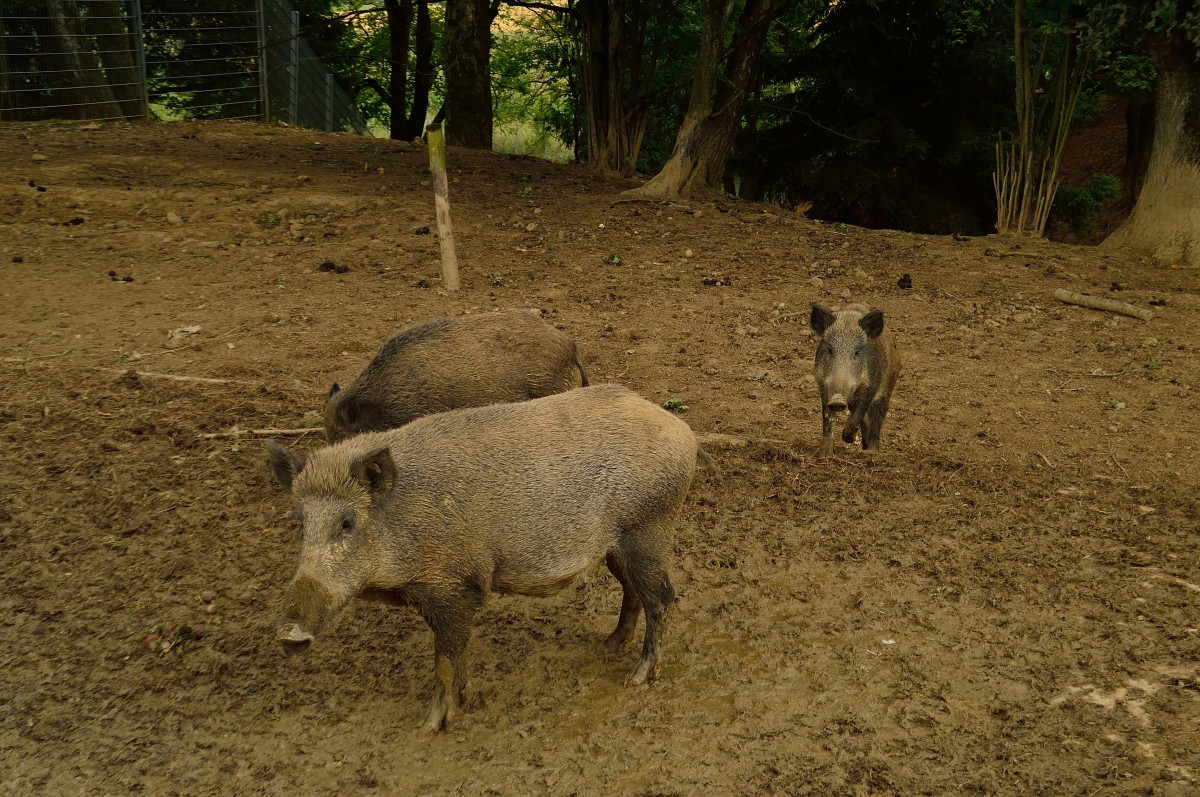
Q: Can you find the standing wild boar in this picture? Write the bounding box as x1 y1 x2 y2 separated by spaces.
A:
265 384 697 734
323 309 588 442
810 303 900 455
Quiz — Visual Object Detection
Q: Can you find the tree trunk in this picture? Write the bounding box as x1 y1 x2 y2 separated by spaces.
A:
1103 35 1200 267
384 0 414 140
621 0 783 200
405 0 434 141
576 0 656 176
45 0 123 120
1122 92 1155 205
444 0 493 149
88 1 144 120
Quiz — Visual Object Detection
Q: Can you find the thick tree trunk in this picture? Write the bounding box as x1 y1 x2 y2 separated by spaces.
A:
405 0 434 141
384 0 414 140
1104 35 1200 266
444 0 493 149
89 1 144 120
577 0 655 176
1123 93 1155 204
46 0 123 120
621 0 782 200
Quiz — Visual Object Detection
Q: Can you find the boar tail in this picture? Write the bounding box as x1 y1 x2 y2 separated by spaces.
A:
576 356 590 388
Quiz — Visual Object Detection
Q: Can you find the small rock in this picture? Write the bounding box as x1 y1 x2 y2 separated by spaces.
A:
810 276 823 287
412 225 430 235
897 273 913 289
31 153 47 162
12 256 23 264
166 211 182 225
1143 337 1159 348
684 249 694 258
526 223 538 232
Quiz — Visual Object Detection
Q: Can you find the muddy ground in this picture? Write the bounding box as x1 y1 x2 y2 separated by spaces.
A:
1 121 1197 796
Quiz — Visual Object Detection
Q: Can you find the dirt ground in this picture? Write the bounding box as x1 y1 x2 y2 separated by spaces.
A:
1 121 1197 796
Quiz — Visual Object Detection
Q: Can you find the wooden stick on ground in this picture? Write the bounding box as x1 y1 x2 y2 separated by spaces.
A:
102 368 253 385
1054 288 1153 321
425 123 461 292
200 427 318 439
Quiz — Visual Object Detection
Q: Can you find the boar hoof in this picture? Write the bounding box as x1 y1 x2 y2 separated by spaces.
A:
277 624 314 654
625 659 659 687
817 439 835 458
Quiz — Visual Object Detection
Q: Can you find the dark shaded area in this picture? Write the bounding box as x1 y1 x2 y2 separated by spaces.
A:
737 1 1014 235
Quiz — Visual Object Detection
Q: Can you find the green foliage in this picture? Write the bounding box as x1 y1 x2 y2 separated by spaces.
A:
1071 90 1107 128
662 398 688 413
491 7 575 158
1050 173 1121 231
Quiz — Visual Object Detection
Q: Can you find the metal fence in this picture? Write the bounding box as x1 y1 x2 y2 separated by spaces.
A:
0 0 365 133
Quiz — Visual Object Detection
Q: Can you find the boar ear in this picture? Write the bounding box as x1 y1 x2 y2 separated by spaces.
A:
327 382 341 401
810 304 835 336
350 447 395 498
859 309 884 339
265 439 306 490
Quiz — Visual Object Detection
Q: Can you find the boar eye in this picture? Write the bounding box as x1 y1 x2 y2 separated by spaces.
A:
337 513 355 537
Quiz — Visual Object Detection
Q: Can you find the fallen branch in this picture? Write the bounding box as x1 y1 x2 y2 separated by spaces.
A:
103 368 253 385
200 427 319 439
1054 289 1152 321
2 348 77 363
984 248 1047 258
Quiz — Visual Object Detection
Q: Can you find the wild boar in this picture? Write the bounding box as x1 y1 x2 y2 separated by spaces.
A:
810 303 900 455
265 384 697 733
323 310 588 442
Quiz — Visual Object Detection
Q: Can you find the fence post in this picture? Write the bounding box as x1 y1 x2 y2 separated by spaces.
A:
129 0 150 121
255 0 268 122
425 123 461 292
289 10 299 124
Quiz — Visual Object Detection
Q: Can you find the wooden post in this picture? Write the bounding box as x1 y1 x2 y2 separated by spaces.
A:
425 122 461 292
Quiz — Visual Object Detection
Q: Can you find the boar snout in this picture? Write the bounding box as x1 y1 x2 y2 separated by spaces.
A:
826 393 848 412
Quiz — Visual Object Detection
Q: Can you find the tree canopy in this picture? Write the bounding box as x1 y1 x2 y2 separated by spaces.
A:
15 0 1190 251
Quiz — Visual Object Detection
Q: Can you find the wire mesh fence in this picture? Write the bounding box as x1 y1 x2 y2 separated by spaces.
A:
0 0 365 133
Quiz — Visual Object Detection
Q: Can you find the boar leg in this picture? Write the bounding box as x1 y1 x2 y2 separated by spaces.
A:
604 550 643 652
861 395 890 450
621 533 676 685
414 585 482 734
819 392 837 457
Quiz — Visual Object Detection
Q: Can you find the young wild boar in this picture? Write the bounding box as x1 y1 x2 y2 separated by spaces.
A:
265 384 697 734
810 303 901 456
323 309 588 442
